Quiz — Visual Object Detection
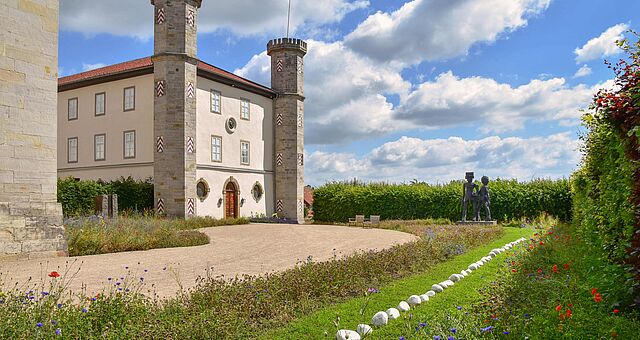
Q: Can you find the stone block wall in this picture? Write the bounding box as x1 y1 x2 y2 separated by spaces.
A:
0 0 67 258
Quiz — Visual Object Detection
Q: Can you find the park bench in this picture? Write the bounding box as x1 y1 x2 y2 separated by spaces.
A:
364 215 380 228
348 214 365 227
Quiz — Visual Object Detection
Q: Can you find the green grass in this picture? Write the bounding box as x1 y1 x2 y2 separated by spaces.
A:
65 216 249 256
262 227 532 339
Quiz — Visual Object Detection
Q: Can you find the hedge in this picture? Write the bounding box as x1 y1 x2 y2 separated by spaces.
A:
313 178 572 223
57 177 154 216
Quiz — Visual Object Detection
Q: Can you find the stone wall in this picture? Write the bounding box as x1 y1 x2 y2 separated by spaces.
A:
0 0 67 259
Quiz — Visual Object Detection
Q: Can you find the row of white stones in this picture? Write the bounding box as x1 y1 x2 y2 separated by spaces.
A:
336 237 527 340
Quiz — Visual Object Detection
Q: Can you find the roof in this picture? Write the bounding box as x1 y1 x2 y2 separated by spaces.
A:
58 56 275 98
304 186 314 206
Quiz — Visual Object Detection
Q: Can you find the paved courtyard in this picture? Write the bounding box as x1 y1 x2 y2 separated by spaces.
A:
0 223 417 299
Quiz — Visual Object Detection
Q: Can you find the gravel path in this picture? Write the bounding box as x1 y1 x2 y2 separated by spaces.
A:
0 223 417 299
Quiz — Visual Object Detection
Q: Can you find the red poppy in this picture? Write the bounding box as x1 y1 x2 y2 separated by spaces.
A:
537 268 543 274
553 264 558 273
539 241 544 246
594 293 602 303
555 305 562 311
529 245 534 250
568 303 572 307
591 288 597 295
564 263 570 270
48 271 60 278
613 309 620 314
566 309 572 318
512 269 517 273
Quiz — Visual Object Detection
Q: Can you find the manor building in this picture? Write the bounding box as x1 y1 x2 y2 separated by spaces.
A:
56 0 306 222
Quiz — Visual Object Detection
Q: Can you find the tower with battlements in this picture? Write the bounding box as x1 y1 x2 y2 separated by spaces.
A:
151 0 201 217
268 38 307 223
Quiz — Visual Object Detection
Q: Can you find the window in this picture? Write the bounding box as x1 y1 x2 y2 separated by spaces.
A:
67 137 78 163
240 98 250 120
68 98 78 120
252 182 263 202
123 130 136 159
94 134 106 161
210 90 221 113
123 87 135 111
95 92 105 116
240 141 250 165
211 136 222 162
196 179 210 201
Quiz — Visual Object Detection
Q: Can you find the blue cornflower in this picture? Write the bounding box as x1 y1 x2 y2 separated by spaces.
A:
400 337 405 340
55 328 62 335
524 313 530 318
480 326 494 333
57 303 62 309
451 328 457 334
116 282 121 286
504 331 510 335
41 291 49 296
91 297 97 301
419 322 427 327
456 306 462 310
36 322 43 328
415 327 420 331
82 308 88 313
434 336 442 340
51 320 57 325
448 337 455 340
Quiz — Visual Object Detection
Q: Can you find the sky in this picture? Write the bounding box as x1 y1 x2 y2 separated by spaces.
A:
58 0 640 186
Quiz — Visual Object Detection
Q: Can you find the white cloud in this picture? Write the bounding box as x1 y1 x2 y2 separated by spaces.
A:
306 133 580 185
573 65 592 78
345 0 551 66
574 23 628 63
395 71 608 133
81 63 107 72
60 0 368 39
236 40 411 144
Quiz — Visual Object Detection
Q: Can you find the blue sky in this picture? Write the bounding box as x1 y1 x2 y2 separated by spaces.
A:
58 0 639 186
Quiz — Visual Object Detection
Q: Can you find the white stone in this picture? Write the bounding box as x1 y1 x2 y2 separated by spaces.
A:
426 290 436 297
449 274 460 282
371 311 388 326
460 270 467 277
439 281 450 289
386 308 400 319
488 252 496 258
419 294 430 302
407 295 421 306
398 301 411 312
431 284 444 293
468 264 478 271
357 324 372 336
336 330 361 340
456 274 464 280
444 279 455 286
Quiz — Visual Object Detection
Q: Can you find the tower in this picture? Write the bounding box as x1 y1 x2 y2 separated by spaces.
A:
267 38 307 223
151 0 202 217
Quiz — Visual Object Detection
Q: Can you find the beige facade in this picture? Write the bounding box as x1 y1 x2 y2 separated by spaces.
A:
57 71 275 219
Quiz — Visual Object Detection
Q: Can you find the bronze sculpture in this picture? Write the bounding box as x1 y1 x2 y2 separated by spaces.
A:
461 172 478 222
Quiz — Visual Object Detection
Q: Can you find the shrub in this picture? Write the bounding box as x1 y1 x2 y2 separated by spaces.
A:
64 216 248 256
313 179 572 223
57 177 154 216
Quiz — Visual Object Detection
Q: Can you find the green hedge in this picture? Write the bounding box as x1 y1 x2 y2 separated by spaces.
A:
313 179 572 223
57 177 154 217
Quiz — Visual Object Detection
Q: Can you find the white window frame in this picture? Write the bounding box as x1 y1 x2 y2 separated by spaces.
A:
68 98 78 120
210 90 221 114
211 135 222 162
95 92 106 116
240 98 250 120
123 86 135 111
123 130 136 159
67 137 78 163
240 140 250 165
94 134 106 161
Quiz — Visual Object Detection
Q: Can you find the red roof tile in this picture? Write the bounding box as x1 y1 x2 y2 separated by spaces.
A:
58 56 274 95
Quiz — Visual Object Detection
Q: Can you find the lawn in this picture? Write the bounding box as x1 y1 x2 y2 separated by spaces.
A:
262 227 532 339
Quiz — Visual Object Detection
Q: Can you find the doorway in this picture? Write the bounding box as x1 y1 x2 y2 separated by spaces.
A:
224 181 238 218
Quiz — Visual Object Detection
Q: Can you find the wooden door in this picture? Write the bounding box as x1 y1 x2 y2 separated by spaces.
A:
225 182 237 218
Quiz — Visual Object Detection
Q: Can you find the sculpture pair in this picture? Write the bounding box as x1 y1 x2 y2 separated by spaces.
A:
461 172 491 222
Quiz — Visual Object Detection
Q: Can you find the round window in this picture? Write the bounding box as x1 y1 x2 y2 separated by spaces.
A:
226 117 237 134
196 179 210 201
252 182 263 202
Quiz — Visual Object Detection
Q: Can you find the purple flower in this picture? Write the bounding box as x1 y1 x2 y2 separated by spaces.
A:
367 287 379 294
504 331 510 335
57 303 62 309
140 277 144 282
55 328 62 335
82 308 88 313
480 326 494 333
41 291 49 296
400 337 405 340
524 313 530 318
448 337 455 340
124 266 129 269
144 269 148 272
434 336 442 340
451 328 457 334
36 322 43 327
51 320 57 325
456 306 462 310
116 282 121 286
419 322 427 327
107 277 112 281
92 297 97 301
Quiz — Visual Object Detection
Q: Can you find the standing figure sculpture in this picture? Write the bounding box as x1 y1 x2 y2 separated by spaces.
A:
461 172 478 222
476 176 492 221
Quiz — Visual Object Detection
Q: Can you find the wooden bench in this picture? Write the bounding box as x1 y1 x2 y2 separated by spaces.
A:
348 214 365 227
364 215 380 228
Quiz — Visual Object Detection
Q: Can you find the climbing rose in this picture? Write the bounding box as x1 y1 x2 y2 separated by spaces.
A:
48 271 60 278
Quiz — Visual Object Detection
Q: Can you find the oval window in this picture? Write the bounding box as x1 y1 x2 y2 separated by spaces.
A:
226 117 237 134
252 182 263 202
196 179 210 201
